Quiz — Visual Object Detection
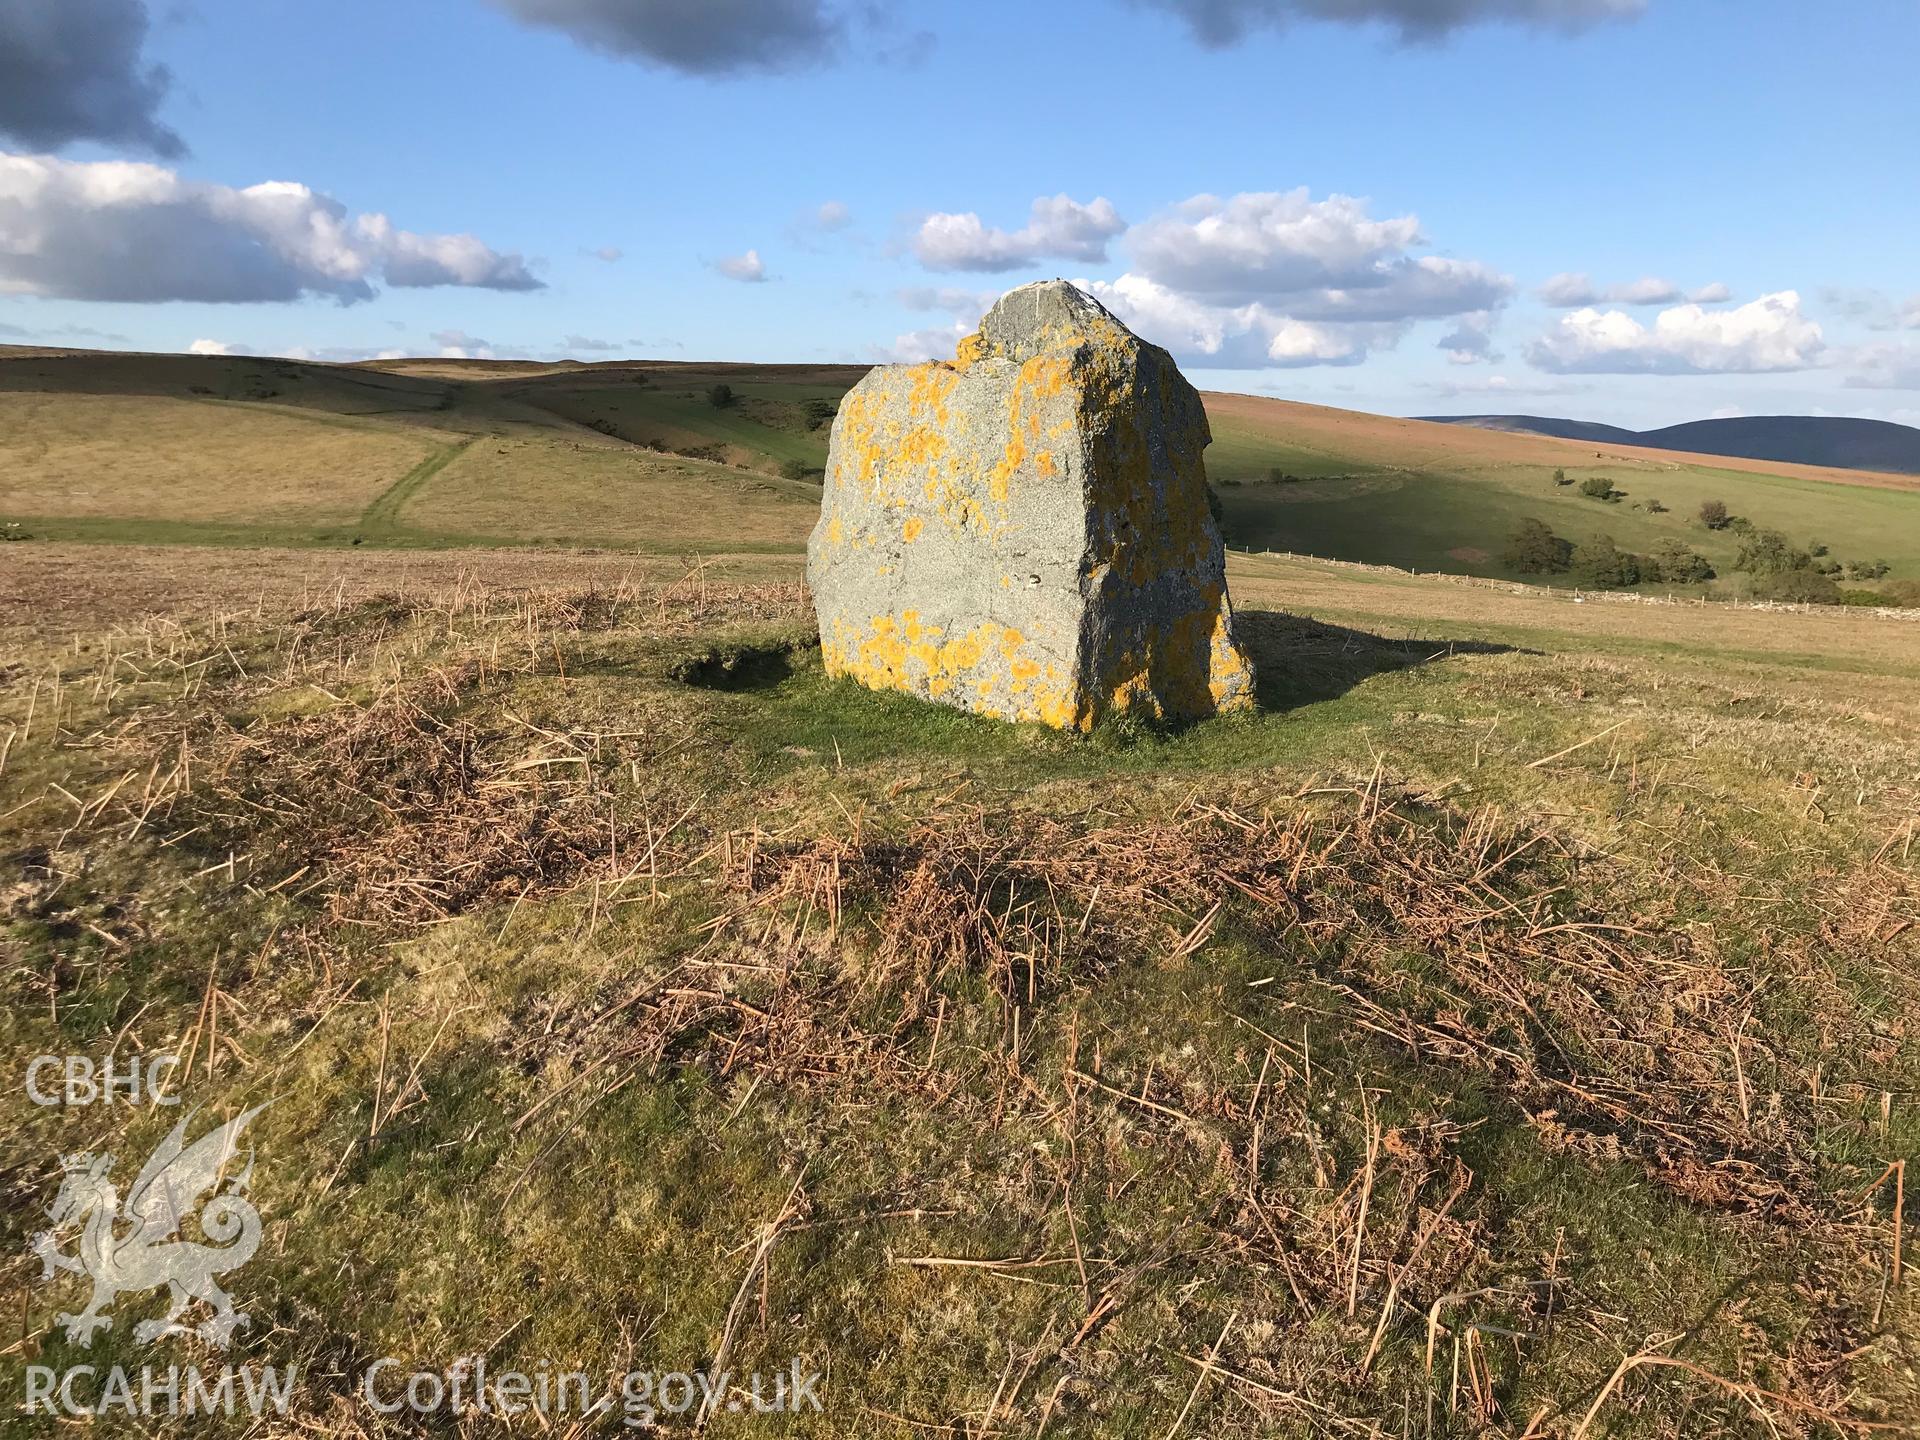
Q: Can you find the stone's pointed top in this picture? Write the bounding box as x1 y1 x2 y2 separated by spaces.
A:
966 280 1134 365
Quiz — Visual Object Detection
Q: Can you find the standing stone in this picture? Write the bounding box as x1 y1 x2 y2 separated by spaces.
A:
807 280 1256 730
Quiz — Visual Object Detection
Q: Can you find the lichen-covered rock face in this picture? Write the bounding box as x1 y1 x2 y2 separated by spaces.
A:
807 279 1256 731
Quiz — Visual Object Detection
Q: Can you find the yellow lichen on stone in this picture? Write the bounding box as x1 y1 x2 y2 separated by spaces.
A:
807 280 1255 732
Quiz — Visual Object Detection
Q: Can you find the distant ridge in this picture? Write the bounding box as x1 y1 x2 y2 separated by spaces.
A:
1417 413 1920 476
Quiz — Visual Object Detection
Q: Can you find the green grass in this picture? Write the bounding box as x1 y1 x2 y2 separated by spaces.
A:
3 560 1914 1436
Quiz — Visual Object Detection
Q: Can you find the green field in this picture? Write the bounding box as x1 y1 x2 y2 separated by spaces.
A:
5 348 1917 597
1205 406 1920 587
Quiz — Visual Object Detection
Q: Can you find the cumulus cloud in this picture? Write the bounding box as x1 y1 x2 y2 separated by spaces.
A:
1082 272 1388 369
0 153 541 304
430 328 518 360
1538 273 1730 307
1132 0 1644 45
880 321 973 365
1842 343 1920 391
584 245 622 262
487 0 861 75
1437 312 1497 364
912 195 1126 272
187 338 244 356
712 248 768 282
1527 291 1825 374
0 0 183 157
892 187 1506 371
815 200 852 231
1125 190 1510 323
562 334 620 351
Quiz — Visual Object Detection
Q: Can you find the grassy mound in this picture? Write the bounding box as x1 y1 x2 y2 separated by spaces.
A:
3 554 1915 1435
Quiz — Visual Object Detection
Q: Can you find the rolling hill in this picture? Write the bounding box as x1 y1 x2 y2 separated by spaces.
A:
1422 412 1920 475
5 343 1919 592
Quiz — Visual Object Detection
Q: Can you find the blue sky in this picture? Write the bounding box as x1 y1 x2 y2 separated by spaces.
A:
2 0 1917 428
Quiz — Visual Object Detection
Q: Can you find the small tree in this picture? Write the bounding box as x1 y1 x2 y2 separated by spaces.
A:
1752 568 1841 604
1735 528 1811 576
1644 497 1667 514
1552 467 1569 486
1502 518 1573 574
706 383 735 408
1649 538 1714 584
1579 476 1616 501
1698 499 1730 529
1570 535 1642 588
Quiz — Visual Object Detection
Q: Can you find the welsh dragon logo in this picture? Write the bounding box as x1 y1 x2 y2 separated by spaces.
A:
29 1105 268 1348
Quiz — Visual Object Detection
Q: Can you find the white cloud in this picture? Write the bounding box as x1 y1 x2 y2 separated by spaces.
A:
585 244 622 262
1538 273 1730 307
1537 272 1598 307
912 194 1126 272
1130 190 1417 303
430 328 504 359
880 321 972 364
1437 311 1497 364
0 152 541 303
1842 343 1920 391
1039 189 1509 369
1527 291 1826 374
1134 0 1645 44
712 248 768 282
188 338 242 356
1082 272 1388 368
562 334 620 351
1125 190 1511 323
815 200 852 231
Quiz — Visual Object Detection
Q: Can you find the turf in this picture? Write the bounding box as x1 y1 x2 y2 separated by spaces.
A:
2 546 1915 1437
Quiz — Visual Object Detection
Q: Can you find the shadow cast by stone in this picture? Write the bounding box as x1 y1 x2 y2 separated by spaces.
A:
668 639 803 692
1235 609 1529 712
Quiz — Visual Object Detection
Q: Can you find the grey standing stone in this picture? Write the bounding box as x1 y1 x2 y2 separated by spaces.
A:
807 280 1255 729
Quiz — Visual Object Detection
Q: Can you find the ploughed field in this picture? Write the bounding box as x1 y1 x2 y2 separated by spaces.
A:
3 540 1916 1436
4 345 1918 590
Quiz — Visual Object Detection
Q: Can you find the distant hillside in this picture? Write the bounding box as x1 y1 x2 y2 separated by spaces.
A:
1420 412 1920 475
4 343 1918 586
1414 413 1642 447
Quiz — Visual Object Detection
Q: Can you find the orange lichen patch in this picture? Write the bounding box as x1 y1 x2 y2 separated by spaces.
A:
902 516 924 543
821 610 1086 730
906 363 960 425
952 331 989 371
